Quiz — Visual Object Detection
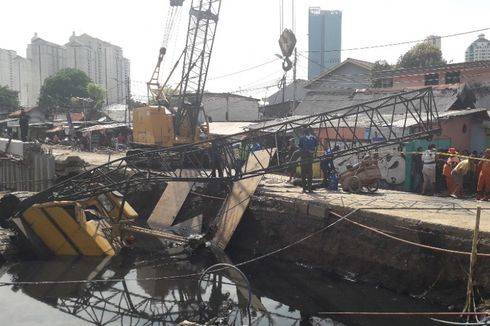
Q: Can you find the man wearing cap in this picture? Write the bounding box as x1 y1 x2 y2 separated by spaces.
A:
298 129 318 193
477 149 490 200
421 144 437 195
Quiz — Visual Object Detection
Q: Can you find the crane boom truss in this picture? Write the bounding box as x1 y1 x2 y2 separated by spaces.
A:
174 0 222 135
19 88 440 211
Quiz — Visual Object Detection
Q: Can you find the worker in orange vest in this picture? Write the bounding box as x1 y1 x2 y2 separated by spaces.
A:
442 148 460 196
477 149 490 200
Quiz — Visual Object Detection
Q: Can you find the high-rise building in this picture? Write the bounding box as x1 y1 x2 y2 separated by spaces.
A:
2 33 130 108
0 48 16 89
465 34 490 62
12 55 31 107
27 33 66 106
0 48 32 107
65 33 130 105
308 8 342 80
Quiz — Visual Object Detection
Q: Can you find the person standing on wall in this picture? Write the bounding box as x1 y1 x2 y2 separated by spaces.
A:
411 147 424 193
321 145 339 188
450 156 473 199
298 129 318 193
477 149 490 200
19 108 30 142
442 147 460 196
421 144 437 195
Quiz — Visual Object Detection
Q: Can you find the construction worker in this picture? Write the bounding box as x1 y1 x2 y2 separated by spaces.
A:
477 149 490 200
298 129 318 193
451 157 473 198
411 147 424 193
421 144 437 195
443 148 460 196
19 108 30 142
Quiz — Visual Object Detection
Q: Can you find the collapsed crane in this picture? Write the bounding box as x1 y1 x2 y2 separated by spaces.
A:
19 87 440 207
0 87 441 257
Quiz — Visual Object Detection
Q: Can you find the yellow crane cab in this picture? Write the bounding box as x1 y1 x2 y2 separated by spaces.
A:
14 192 138 257
132 104 210 148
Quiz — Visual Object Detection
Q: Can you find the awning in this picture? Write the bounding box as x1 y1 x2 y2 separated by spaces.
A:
46 126 65 133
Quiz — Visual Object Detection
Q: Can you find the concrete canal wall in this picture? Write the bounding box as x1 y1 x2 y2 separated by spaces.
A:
230 180 490 305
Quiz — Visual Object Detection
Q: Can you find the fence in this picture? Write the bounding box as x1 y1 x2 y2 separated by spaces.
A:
0 152 55 192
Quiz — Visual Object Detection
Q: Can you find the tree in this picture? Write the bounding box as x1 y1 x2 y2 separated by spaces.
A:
38 68 91 115
0 86 19 113
87 83 106 109
371 60 394 88
397 42 446 68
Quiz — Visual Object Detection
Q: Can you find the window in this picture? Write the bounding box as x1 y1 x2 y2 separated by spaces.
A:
445 71 460 84
424 73 439 86
373 77 393 88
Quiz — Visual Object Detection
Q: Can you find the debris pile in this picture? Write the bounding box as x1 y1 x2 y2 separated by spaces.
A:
55 155 87 177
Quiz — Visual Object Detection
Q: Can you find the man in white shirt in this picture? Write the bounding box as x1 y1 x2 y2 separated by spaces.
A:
421 144 437 195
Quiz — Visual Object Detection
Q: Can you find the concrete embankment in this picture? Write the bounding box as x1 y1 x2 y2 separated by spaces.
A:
229 175 490 305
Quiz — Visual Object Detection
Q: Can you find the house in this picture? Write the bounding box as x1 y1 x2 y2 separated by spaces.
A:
306 57 374 92
202 92 259 122
372 60 490 107
9 107 46 123
261 58 373 119
260 80 309 119
6 107 51 141
266 79 309 106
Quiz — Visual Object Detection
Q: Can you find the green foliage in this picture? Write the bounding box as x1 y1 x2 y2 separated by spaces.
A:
371 60 394 88
0 86 19 113
38 68 91 115
87 83 106 109
397 42 446 68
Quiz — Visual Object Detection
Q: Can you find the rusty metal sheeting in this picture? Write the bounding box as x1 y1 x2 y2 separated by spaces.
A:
0 153 55 192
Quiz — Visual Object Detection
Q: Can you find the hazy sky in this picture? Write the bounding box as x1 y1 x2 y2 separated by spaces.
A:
1 0 490 101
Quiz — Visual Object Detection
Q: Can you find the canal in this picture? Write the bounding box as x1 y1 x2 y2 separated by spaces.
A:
0 247 450 326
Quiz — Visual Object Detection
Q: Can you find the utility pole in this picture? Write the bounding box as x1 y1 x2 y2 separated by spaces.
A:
292 48 297 114
125 77 131 125
281 73 286 104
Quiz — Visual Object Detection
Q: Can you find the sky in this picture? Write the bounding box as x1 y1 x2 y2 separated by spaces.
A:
1 0 490 101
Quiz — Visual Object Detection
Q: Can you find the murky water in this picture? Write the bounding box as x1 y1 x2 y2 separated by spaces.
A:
0 248 451 326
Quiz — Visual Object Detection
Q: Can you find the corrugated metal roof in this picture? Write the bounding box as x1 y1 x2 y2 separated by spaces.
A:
79 123 129 133
209 122 252 136
295 88 459 117
392 108 489 128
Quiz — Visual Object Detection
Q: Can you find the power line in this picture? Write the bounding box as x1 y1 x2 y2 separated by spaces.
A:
302 27 490 53
208 58 280 80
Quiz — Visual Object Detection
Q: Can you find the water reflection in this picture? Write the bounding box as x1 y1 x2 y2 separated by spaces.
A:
0 249 444 325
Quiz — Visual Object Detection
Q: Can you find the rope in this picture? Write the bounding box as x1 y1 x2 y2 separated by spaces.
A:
318 311 490 317
330 211 490 257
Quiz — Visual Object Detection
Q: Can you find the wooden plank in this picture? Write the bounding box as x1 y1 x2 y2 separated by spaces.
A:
212 149 272 249
147 170 195 230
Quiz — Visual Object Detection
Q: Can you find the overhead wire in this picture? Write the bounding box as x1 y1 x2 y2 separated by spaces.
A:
303 27 490 54
207 58 280 80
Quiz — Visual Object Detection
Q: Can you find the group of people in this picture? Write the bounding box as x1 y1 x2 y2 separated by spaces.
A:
412 145 490 200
